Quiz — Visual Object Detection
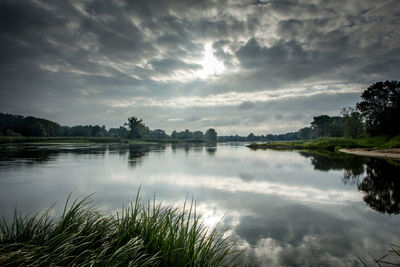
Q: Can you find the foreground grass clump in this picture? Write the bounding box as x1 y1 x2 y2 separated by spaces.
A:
0 194 240 266
358 244 400 266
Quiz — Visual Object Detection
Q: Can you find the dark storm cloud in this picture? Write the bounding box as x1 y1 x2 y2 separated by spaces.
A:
0 0 399 133
235 37 331 84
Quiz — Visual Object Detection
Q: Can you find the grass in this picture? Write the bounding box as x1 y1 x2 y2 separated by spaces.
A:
248 135 400 152
0 193 241 266
357 244 400 266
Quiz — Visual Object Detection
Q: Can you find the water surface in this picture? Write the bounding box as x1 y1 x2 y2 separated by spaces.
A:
0 143 399 266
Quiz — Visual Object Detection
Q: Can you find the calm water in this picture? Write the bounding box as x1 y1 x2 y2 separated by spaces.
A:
0 142 399 266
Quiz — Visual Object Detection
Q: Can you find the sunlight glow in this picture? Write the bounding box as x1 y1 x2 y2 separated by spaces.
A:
196 43 225 79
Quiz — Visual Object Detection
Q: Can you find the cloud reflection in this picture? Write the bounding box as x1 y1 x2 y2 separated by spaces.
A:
1 144 400 266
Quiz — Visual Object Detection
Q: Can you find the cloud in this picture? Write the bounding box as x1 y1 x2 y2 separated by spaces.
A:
149 58 202 74
238 101 256 110
0 0 399 134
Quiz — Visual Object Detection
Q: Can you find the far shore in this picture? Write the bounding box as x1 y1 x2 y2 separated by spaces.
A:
339 148 400 161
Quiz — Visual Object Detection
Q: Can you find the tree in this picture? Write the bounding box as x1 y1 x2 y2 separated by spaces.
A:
247 133 256 141
310 115 344 138
151 129 168 139
356 80 400 136
204 128 217 141
109 126 129 138
171 130 177 139
124 116 144 138
341 107 364 139
297 127 313 140
192 131 204 140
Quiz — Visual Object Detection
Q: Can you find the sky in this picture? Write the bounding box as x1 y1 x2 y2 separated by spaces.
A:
0 0 399 135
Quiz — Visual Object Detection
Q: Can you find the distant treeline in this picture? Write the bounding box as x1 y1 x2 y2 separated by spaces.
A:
219 111 363 142
0 113 109 138
220 80 399 142
0 113 218 141
1 81 398 142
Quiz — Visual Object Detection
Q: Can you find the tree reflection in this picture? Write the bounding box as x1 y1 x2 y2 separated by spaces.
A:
171 143 215 154
300 151 400 214
127 144 166 168
0 144 108 166
358 159 400 214
206 144 217 156
299 151 366 184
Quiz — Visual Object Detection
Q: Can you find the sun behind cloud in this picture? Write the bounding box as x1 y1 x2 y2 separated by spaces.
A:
196 43 225 79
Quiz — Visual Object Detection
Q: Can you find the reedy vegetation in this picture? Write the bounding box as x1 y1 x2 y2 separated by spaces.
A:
248 135 400 151
0 193 241 266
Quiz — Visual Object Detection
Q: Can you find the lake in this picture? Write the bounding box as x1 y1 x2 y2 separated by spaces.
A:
0 142 399 266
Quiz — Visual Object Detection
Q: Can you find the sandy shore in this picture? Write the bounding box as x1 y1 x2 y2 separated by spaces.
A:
339 148 400 160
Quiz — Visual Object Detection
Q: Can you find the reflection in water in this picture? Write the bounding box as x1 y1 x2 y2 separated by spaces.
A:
206 143 217 155
0 146 56 165
170 142 215 154
359 158 400 214
301 151 400 214
0 144 108 167
128 145 151 168
1 143 400 266
299 151 366 183
127 144 168 168
0 143 216 169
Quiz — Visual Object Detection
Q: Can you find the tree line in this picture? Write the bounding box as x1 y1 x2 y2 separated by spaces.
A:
218 111 363 142
219 80 399 142
112 115 218 141
0 113 109 138
0 113 218 141
1 81 398 141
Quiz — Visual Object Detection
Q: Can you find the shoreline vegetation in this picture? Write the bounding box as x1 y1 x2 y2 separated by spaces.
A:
0 136 218 144
247 135 400 160
1 81 399 146
0 113 219 143
0 194 241 266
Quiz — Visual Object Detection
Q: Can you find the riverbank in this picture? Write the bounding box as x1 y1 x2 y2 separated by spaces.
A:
247 135 400 153
0 136 218 144
340 148 400 161
0 194 240 266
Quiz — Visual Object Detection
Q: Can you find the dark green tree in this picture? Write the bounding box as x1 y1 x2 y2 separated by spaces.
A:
310 115 344 138
151 129 168 139
192 131 204 140
247 133 256 141
356 80 400 136
297 127 313 140
171 130 178 139
341 107 364 138
0 113 62 137
311 115 331 137
109 126 129 138
124 116 144 139
204 128 217 141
